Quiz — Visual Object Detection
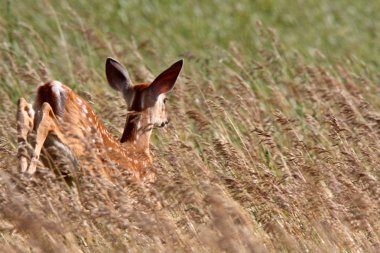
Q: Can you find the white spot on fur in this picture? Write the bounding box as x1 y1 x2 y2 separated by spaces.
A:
82 105 88 114
50 81 62 96
134 160 138 164
76 97 83 105
26 104 35 118
89 118 93 123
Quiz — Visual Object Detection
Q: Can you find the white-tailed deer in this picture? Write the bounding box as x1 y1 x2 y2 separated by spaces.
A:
17 58 183 180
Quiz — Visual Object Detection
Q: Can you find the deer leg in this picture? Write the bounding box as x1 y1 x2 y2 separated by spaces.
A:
27 102 63 175
17 98 35 172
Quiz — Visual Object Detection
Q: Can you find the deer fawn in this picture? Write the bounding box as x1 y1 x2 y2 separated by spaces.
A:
17 58 183 180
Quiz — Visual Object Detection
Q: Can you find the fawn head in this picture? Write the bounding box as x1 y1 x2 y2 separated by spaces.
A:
105 58 183 143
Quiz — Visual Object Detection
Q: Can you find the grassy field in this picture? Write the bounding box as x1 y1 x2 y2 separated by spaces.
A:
1 1 380 252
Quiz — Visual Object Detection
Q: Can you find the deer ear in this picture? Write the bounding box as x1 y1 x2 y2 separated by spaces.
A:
149 59 183 97
105 57 132 92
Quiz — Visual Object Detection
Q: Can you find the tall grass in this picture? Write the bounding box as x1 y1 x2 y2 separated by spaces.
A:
1 1 380 252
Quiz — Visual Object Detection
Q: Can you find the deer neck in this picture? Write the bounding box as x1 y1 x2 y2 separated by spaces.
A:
120 113 153 159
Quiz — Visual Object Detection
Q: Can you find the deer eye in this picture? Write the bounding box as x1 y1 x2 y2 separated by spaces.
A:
163 98 168 104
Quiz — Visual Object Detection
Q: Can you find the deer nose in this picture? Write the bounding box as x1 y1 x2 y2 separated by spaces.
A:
161 120 169 127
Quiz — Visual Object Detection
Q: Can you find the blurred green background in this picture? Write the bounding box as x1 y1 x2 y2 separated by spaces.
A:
3 0 380 65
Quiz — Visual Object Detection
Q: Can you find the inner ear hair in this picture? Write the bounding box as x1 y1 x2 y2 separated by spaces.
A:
149 59 183 97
